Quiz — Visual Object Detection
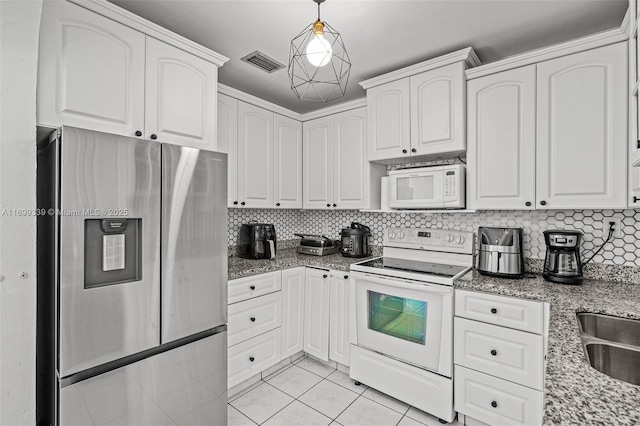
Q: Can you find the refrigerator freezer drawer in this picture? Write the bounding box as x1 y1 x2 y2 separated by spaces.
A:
60 331 227 425
228 328 281 388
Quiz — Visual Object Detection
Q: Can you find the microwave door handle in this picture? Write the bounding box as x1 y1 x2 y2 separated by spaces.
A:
268 240 275 259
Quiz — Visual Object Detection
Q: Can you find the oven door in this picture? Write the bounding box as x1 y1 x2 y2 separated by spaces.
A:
351 272 453 377
389 170 444 209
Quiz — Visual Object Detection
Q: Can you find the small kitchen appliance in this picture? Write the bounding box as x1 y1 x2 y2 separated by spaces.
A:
238 223 277 259
295 233 340 256
350 227 473 423
476 227 525 278
340 222 370 258
543 230 584 285
388 164 465 209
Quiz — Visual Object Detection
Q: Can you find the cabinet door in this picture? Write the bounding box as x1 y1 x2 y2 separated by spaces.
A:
37 0 145 136
237 102 274 208
333 108 368 210
410 62 466 156
145 37 218 149
367 79 411 161
536 43 627 209
303 268 330 362
329 271 351 366
281 268 305 359
217 93 238 207
274 115 303 209
467 66 536 210
303 116 333 209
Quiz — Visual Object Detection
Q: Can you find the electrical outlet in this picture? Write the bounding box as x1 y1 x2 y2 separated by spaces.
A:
603 217 622 238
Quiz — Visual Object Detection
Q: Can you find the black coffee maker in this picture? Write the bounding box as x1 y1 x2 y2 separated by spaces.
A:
542 230 584 285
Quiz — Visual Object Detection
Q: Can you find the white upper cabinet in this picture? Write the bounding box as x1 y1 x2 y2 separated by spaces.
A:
274 114 303 209
217 93 238 207
145 37 217 149
410 62 466 156
303 116 334 209
38 0 145 136
333 108 368 209
367 79 411 161
536 43 627 209
237 102 274 209
467 65 536 210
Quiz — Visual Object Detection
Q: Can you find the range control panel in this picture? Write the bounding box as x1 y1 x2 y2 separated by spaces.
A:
384 227 474 254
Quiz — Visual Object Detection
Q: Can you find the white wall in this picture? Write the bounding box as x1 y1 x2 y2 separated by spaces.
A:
0 1 42 423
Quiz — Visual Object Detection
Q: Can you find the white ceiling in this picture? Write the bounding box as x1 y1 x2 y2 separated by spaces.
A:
108 0 627 114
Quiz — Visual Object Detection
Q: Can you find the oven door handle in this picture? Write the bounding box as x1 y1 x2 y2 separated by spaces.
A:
350 272 453 294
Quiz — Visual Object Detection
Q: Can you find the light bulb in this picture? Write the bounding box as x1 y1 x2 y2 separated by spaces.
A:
306 33 332 67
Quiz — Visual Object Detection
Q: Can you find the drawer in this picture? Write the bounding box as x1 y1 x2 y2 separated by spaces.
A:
454 365 543 426
228 328 281 389
454 317 544 390
228 292 282 347
229 271 281 304
455 289 544 334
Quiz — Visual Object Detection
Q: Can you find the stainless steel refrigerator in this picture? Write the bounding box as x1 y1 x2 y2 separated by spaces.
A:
36 126 227 425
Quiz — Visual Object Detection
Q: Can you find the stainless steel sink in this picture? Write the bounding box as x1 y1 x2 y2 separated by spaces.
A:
585 343 640 385
576 313 640 386
577 313 640 346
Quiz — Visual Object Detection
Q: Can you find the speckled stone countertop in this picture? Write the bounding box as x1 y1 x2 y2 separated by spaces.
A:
457 271 640 425
228 247 376 281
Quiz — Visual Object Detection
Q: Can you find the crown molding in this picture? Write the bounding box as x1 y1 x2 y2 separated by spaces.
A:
218 84 303 120
621 8 631 36
300 98 367 121
67 0 229 67
359 47 480 90
466 27 627 80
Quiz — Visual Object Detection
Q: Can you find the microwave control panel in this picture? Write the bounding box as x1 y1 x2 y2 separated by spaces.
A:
384 227 474 254
444 170 457 197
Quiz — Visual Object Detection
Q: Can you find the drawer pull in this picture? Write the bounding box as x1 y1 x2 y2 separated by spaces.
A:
250 285 256 290
249 357 255 362
250 317 256 322
490 349 497 356
344 275 348 279
491 401 498 408
323 274 328 279
490 308 498 314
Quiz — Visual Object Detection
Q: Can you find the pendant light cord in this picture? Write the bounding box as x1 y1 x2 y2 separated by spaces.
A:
317 2 321 20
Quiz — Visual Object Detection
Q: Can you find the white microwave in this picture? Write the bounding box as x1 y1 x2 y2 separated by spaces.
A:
388 165 465 209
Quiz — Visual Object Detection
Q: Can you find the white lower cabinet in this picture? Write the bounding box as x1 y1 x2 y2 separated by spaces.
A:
228 328 281 389
303 268 331 361
454 290 548 426
228 292 282 347
329 271 351 366
228 271 281 304
281 268 306 358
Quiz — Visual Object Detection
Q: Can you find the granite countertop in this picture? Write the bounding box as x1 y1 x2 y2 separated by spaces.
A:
457 271 640 425
228 247 376 281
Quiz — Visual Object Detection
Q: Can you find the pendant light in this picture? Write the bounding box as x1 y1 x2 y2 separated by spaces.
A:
288 0 351 103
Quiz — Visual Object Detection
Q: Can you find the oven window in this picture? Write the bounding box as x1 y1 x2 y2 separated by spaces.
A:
396 176 434 201
367 291 427 344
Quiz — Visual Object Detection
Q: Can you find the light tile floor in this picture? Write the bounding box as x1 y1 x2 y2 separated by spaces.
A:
228 357 463 426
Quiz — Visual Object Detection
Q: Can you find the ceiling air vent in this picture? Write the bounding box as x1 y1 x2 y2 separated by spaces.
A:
240 51 285 74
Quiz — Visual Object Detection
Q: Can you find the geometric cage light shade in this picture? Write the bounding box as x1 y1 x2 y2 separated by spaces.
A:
288 1 351 102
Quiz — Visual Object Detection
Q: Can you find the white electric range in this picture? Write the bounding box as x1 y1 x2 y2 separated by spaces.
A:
349 227 474 424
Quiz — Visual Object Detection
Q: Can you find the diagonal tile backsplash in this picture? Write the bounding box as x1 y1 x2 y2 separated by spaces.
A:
228 208 640 267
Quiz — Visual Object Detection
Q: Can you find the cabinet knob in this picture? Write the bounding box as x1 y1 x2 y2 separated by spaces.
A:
540 200 547 206
233 201 238 205
135 130 142 137
276 203 281 207
241 202 246 206
250 285 256 290
344 275 349 279
490 308 498 314
525 201 531 207
411 148 417 153
249 357 255 362
327 204 331 208
402 149 408 154
150 134 158 140
332 204 337 207
323 274 328 279
491 401 498 408
250 317 256 322
490 349 497 356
